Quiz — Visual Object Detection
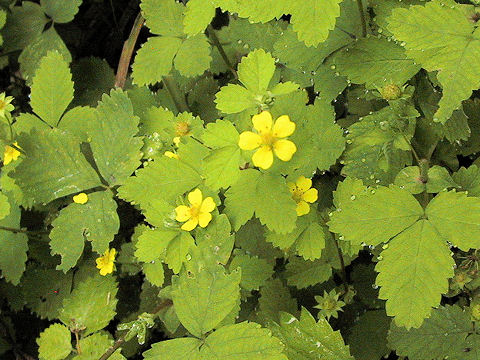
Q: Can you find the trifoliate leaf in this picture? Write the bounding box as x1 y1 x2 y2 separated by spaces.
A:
37 323 72 360
174 34 211 77
257 278 298 325
214 84 256 114
453 165 480 196
388 305 472 360
50 191 119 272
229 250 273 291
74 332 125 360
200 322 287 360
285 257 332 289
426 190 480 251
224 169 298 233
183 0 215 36
332 37 420 89
40 0 82 23
19 27 72 84
238 49 275 94
143 338 202 360
88 89 143 186
132 36 183 86
171 266 241 337
141 0 184 37
270 308 353 360
387 0 480 123
30 51 74 126
375 220 454 329
0 204 28 285
59 275 118 335
328 184 423 246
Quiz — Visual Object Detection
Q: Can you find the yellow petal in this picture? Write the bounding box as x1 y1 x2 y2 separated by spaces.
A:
252 111 273 134
252 146 274 169
302 188 318 203
108 248 117 261
287 182 296 193
238 131 262 150
273 139 297 161
188 188 203 207
273 115 295 138
175 205 191 222
95 257 104 268
296 176 312 192
200 197 216 213
3 145 20 165
296 201 311 216
181 217 198 231
164 151 179 159
198 212 212 228
73 193 89 204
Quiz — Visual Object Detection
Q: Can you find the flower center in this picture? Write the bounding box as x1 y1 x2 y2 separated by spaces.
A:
291 188 304 203
260 131 276 146
175 121 190 136
189 205 201 218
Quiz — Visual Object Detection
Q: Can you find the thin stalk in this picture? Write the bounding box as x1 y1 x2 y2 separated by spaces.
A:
162 75 190 113
207 25 238 79
0 225 48 235
356 0 367 37
114 12 145 89
333 236 349 294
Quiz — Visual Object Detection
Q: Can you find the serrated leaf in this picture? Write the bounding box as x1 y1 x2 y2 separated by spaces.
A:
59 275 118 335
50 191 119 272
40 0 82 23
58 106 96 141
0 192 10 220
141 0 184 37
201 322 287 360
328 184 423 246
74 332 125 360
30 51 74 126
203 145 241 190
453 165 480 195
387 0 480 123
224 170 297 233
143 338 202 360
143 261 165 287
285 257 332 289
215 0 285 23
174 34 211 77
238 49 275 93
183 0 215 36
88 89 142 185
257 278 298 324
229 251 273 291
388 305 472 360
426 190 480 251
375 220 454 329
171 266 241 337
195 214 235 266
270 308 353 360
214 84 256 114
37 323 72 360
12 128 101 206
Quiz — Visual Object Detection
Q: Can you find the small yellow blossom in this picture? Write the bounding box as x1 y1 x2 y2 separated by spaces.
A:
73 193 89 204
164 151 179 159
3 142 21 165
96 248 116 276
173 136 181 146
175 188 215 231
238 111 297 169
0 93 14 119
288 176 318 216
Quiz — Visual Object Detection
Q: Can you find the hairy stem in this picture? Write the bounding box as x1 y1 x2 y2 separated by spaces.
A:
207 25 238 79
356 0 367 37
114 12 145 89
162 75 190 113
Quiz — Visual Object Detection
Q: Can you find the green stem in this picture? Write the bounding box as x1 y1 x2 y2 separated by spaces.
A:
333 236 349 293
356 0 367 37
0 225 48 235
207 25 238 79
162 75 190 113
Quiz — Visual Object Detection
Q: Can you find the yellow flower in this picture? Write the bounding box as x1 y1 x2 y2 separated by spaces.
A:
73 193 89 204
3 142 21 165
96 248 116 276
164 151 179 159
288 176 318 216
0 93 14 119
175 188 215 231
238 111 297 169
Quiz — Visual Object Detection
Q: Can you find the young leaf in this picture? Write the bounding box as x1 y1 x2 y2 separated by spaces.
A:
237 48 275 94
30 51 74 126
37 323 72 360
375 220 454 329
40 0 82 23
143 338 202 360
214 84 256 114
171 266 241 337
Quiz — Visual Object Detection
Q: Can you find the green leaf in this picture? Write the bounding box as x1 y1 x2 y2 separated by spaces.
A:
453 165 480 195
388 305 472 360
132 36 183 86
19 27 72 84
328 184 423 246
215 0 285 23
12 128 102 206
171 266 241 337
183 0 215 36
40 0 82 23
224 169 297 233
285 257 332 289
387 0 480 123
229 250 274 291
58 106 96 141
37 323 72 360
426 190 480 251
59 275 118 335
425 165 458 193
143 261 165 287
375 220 454 329
141 0 184 37
30 51 74 126
238 49 275 93
0 192 10 220
257 278 298 325
332 37 420 89
174 34 212 77
270 308 353 360
74 332 125 360
201 322 287 360
195 214 235 266
143 338 202 360
214 84 256 114
88 89 142 185
50 191 119 272
290 0 342 47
